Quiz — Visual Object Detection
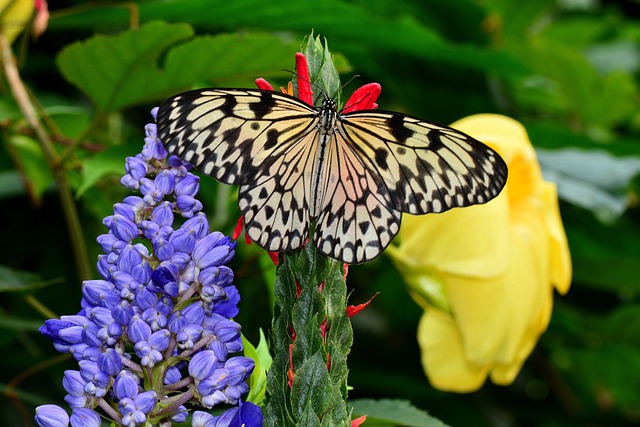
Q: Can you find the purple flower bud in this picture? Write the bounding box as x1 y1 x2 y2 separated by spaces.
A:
174 174 199 197
170 405 188 423
70 408 101 427
225 356 254 378
142 307 167 331
122 195 145 213
35 404 69 427
56 325 85 346
128 317 151 343
148 329 170 351
213 319 241 344
110 215 139 242
113 370 139 400
182 302 205 326
201 390 227 408
82 280 117 308
198 368 232 396
176 324 203 349
180 214 209 240
175 195 203 218
155 170 175 195
64 394 88 409
96 233 125 254
164 365 182 385
62 370 86 396
153 237 174 261
167 154 189 170
113 202 136 222
134 390 157 414
167 312 186 334
192 410 217 427
124 156 148 180
150 201 174 227
170 252 191 271
193 232 234 269
169 229 196 254
131 263 152 285
97 348 122 376
208 339 228 362
117 246 143 274
188 350 218 381
39 319 80 347
151 267 178 297
111 300 134 325
133 288 156 311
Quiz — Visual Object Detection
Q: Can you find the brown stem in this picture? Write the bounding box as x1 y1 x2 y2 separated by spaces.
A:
0 33 92 281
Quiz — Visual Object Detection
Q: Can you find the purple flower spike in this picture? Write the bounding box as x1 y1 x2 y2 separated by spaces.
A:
37 108 258 426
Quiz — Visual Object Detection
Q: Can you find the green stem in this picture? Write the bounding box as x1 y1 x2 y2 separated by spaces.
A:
264 245 353 426
0 34 92 282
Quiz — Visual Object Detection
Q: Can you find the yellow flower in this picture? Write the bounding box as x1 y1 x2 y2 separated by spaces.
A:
387 114 571 393
0 0 34 44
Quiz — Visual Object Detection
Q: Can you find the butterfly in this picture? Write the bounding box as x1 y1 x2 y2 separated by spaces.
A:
156 88 508 264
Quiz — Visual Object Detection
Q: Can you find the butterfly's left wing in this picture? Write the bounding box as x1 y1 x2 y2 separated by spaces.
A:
156 89 322 253
313 110 508 264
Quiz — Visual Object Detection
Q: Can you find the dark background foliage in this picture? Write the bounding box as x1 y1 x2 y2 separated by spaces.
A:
1 0 639 426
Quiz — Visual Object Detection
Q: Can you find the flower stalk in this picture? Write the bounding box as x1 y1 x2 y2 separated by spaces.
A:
259 35 373 427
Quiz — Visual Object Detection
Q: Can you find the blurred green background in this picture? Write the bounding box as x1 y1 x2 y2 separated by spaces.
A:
1 0 639 426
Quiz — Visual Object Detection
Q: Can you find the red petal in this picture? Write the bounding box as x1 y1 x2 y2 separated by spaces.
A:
232 216 244 240
343 83 381 113
295 53 313 105
287 343 295 388
352 415 367 427
255 78 274 91
268 252 279 266
346 292 379 318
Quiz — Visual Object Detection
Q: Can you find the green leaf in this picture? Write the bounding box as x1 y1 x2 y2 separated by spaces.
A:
349 399 449 427
562 207 640 292
7 134 53 201
301 33 342 104
0 265 57 293
56 22 300 111
243 329 271 406
50 0 525 79
57 21 194 111
536 147 640 221
291 352 333 419
0 313 45 332
77 143 139 197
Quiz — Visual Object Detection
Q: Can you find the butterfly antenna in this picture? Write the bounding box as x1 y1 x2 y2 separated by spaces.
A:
281 69 329 105
341 74 360 91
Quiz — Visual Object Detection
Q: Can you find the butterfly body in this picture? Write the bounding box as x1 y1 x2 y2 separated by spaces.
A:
157 88 507 264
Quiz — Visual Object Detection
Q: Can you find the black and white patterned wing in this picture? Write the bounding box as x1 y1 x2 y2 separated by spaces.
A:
312 110 508 263
156 89 321 252
156 88 318 185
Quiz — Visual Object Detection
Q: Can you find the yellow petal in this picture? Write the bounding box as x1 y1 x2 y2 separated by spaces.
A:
397 190 511 279
418 308 489 392
542 183 572 294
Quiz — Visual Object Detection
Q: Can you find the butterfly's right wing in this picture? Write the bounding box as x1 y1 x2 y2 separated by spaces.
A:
156 89 321 252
